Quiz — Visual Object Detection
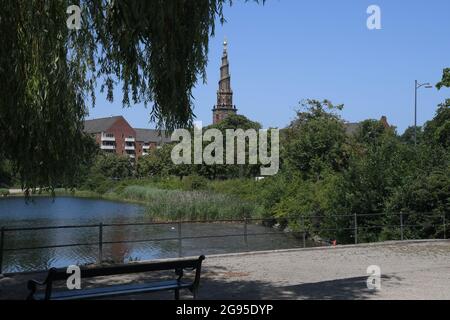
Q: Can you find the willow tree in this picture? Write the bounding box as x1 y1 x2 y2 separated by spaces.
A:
0 0 263 191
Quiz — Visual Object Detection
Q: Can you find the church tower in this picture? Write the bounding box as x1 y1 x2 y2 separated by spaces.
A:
212 40 237 124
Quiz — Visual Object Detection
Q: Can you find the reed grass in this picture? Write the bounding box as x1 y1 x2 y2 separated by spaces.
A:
119 185 263 221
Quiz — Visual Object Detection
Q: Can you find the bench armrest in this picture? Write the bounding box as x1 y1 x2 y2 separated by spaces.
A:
26 268 57 300
27 279 45 300
192 255 206 296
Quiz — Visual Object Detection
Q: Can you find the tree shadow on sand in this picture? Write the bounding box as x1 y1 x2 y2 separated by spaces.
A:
0 265 402 300
198 266 403 300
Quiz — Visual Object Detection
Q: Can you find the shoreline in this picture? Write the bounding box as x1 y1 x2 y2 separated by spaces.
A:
2 188 152 206
0 189 256 223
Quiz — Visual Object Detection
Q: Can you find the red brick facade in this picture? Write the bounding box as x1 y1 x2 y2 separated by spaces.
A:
84 116 168 160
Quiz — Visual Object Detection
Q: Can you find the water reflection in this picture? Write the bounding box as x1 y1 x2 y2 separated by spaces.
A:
0 197 306 273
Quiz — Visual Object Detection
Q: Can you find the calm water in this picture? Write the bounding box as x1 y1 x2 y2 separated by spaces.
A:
0 197 305 273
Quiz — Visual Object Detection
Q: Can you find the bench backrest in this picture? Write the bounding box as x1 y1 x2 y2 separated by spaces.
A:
32 255 205 300
47 255 205 281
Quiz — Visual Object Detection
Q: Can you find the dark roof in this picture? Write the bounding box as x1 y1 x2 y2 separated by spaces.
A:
84 116 124 134
345 123 361 136
345 116 390 136
135 128 171 144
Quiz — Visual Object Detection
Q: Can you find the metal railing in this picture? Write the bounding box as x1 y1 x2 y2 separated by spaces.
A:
0 212 447 274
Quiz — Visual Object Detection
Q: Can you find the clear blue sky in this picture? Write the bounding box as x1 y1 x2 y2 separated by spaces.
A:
87 0 450 133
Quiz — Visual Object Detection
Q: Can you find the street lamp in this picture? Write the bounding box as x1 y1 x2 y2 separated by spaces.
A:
414 80 433 146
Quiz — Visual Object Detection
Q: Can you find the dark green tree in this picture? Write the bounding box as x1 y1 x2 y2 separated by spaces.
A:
198 114 263 179
0 0 264 190
436 68 450 90
283 99 349 180
91 153 134 180
401 126 423 145
423 100 450 149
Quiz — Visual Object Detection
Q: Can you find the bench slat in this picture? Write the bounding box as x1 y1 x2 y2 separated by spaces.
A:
49 257 204 281
27 255 205 300
35 280 191 300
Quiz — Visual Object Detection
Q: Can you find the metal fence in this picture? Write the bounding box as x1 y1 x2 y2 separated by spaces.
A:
0 212 447 274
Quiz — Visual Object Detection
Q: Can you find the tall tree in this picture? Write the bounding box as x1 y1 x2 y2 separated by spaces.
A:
0 0 263 190
283 99 349 180
436 68 450 90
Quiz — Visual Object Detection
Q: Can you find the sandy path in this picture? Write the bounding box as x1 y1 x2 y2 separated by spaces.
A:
1 240 449 300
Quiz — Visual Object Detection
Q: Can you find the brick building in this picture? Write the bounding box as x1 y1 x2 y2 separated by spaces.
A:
84 116 170 160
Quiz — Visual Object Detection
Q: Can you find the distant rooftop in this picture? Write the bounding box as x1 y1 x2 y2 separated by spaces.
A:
84 116 171 144
135 128 171 144
83 116 125 134
345 116 390 136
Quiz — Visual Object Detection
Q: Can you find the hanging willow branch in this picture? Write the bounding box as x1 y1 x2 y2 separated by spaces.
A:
0 0 263 190
77 0 264 130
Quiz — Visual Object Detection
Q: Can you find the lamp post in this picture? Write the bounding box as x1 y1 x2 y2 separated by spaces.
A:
414 80 433 146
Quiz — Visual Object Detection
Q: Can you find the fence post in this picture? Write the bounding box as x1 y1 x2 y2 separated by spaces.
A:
243 218 248 249
443 213 446 240
98 223 103 264
301 217 306 248
0 227 4 274
178 221 182 258
400 213 404 241
354 213 358 245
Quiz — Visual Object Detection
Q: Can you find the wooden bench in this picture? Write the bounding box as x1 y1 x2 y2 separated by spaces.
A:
27 255 205 300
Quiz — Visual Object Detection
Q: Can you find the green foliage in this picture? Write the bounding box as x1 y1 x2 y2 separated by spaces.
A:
387 169 450 215
401 126 423 145
136 114 265 180
137 144 192 179
270 97 449 243
386 169 450 239
0 1 98 191
423 100 450 149
0 0 264 191
182 175 208 191
92 153 134 180
118 185 263 221
70 92 449 244
198 114 263 179
0 188 9 196
209 114 262 131
436 68 450 90
354 119 394 145
78 0 263 130
81 153 134 193
283 99 349 180
137 145 174 178
0 159 19 188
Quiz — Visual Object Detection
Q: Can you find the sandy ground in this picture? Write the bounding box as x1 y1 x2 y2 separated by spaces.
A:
1 240 449 300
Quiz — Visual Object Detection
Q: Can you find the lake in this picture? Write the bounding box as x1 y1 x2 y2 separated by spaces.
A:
0 197 306 273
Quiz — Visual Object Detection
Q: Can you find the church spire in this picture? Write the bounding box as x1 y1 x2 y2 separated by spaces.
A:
213 39 237 124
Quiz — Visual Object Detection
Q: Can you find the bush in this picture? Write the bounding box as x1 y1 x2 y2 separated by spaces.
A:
0 188 10 196
182 175 208 191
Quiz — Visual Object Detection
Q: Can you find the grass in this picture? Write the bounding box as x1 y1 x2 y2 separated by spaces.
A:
6 176 267 221
117 185 263 221
50 179 265 221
